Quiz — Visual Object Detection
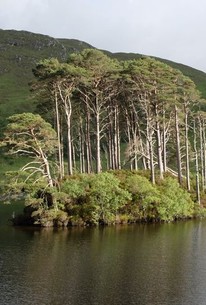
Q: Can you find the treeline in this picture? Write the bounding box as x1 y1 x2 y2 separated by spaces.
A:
32 49 206 200
2 49 206 226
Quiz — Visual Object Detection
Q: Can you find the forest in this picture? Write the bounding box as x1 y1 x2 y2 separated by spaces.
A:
1 49 206 226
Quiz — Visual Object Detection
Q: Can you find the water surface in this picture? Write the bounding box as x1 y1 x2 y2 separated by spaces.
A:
0 203 206 305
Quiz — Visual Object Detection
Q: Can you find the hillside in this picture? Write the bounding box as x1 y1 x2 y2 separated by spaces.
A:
1 29 206 128
0 29 93 129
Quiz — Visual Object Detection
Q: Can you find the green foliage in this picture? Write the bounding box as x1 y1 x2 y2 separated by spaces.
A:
68 49 120 76
157 177 194 221
111 172 197 223
2 112 57 157
0 113 58 187
32 208 68 227
4 170 204 227
61 174 90 200
125 174 160 220
61 172 131 225
87 172 131 224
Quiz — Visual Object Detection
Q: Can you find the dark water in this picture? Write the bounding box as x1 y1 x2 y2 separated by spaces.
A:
1 203 206 305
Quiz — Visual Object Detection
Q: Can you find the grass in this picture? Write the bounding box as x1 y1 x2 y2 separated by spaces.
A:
0 156 31 179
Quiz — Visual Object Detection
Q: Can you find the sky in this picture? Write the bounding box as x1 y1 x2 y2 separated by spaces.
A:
0 0 206 72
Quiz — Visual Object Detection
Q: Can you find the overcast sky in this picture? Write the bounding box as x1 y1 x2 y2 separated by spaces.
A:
0 0 206 72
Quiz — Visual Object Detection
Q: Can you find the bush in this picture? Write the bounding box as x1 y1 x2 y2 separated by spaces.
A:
157 177 194 221
87 172 131 224
125 174 160 220
61 172 131 224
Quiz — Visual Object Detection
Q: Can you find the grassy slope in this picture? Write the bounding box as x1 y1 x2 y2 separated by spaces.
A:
0 30 66 121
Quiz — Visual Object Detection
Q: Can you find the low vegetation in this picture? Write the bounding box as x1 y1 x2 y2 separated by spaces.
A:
3 170 201 227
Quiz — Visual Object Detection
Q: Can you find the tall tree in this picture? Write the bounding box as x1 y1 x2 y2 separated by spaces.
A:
69 49 120 173
32 58 86 175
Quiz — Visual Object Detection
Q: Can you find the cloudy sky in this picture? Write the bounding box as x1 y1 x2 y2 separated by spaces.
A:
0 0 206 72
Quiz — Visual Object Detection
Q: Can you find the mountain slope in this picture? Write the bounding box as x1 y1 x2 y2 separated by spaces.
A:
0 29 206 126
0 29 93 125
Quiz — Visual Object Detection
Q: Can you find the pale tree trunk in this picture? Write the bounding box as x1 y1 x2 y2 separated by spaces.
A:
146 119 151 170
108 128 113 169
58 84 73 175
55 90 64 179
147 115 155 184
113 105 118 169
85 104 92 173
137 126 147 170
61 132 64 177
155 104 164 180
66 107 73 175
43 156 54 187
156 122 163 179
193 120 201 204
117 113 121 169
81 90 104 173
131 104 138 170
184 106 190 191
107 103 120 170
162 109 167 172
96 106 102 173
31 129 54 187
149 134 155 184
125 109 133 170
175 105 182 185
79 117 85 173
72 142 76 172
202 120 206 189
198 117 204 190
109 110 115 169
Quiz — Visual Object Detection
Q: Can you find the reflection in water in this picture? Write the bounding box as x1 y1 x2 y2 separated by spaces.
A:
1 205 206 305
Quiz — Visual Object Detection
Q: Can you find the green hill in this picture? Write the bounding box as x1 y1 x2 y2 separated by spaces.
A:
0 29 93 126
0 28 206 127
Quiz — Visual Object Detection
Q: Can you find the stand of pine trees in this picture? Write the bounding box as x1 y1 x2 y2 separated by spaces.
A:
2 49 206 226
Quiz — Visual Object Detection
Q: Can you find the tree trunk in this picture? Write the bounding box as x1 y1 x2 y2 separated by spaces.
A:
194 120 201 204
55 91 63 179
96 109 102 173
184 107 190 191
175 105 182 185
116 106 121 169
85 104 92 173
72 142 76 172
199 117 204 190
149 135 155 184
31 129 54 187
155 105 164 179
79 118 85 173
66 112 73 175
162 117 167 172
58 85 73 175
202 120 206 189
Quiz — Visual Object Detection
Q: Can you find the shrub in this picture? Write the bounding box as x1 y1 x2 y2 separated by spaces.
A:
87 172 131 224
125 174 160 220
157 177 194 221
